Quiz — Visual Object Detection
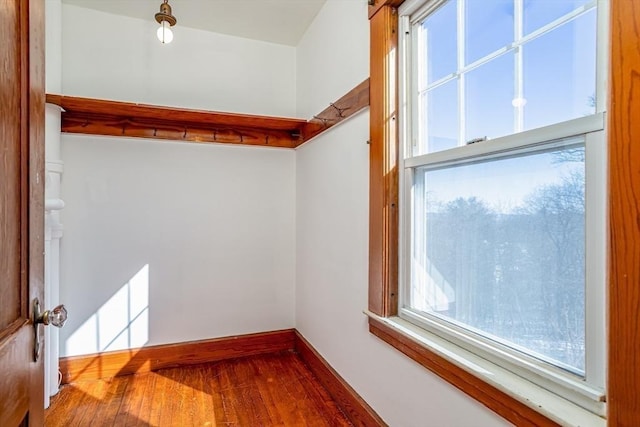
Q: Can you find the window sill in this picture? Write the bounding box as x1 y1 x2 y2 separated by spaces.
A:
364 311 606 427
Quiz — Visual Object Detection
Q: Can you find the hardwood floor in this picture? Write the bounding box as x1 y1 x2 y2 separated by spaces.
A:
45 351 353 427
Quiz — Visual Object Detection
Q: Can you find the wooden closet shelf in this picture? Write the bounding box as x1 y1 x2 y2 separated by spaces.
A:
46 79 369 149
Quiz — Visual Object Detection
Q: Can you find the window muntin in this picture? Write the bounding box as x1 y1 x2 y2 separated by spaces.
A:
400 0 606 415
523 0 592 35
415 0 597 156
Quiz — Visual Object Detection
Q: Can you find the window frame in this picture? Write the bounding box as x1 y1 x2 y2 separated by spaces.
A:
397 0 607 415
398 132 607 417
365 0 640 425
408 0 601 151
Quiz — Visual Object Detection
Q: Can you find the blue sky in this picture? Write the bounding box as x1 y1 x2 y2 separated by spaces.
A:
419 0 596 152
414 0 595 211
421 145 585 214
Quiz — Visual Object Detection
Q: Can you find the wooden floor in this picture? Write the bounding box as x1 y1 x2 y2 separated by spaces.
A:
45 351 353 427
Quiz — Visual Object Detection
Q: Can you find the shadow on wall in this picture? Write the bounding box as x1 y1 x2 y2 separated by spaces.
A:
65 264 150 355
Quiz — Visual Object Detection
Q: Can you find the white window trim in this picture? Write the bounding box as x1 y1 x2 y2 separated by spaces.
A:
365 310 605 427
394 0 609 423
398 126 607 418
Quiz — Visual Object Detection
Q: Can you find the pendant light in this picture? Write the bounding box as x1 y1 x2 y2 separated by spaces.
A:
155 0 177 44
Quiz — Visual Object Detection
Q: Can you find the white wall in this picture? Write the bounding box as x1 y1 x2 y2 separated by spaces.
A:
59 6 297 357
294 1 511 426
60 136 295 356
62 4 296 117
296 0 369 118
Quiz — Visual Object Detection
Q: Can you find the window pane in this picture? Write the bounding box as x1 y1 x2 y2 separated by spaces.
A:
523 10 597 131
523 0 591 35
422 0 457 85
410 143 586 373
465 53 514 142
422 79 459 154
465 0 514 65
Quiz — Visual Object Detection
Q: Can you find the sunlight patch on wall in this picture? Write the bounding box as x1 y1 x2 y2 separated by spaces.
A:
66 264 150 355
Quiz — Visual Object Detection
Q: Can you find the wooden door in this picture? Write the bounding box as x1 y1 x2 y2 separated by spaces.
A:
0 0 45 425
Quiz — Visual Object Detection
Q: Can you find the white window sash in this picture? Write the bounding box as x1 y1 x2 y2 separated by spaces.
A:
398 0 608 416
405 113 604 169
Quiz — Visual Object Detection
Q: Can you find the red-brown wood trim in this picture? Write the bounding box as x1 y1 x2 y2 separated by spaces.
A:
298 78 370 146
46 82 371 149
46 94 306 149
294 331 387 427
368 0 405 19
59 329 296 384
369 6 399 318
607 0 640 425
46 94 306 132
57 115 299 148
368 318 559 427
0 0 42 423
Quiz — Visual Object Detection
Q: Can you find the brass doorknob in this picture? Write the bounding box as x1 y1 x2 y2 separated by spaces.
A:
33 298 68 361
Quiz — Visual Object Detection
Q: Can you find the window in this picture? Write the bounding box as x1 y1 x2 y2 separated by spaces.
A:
397 0 606 419
411 0 598 155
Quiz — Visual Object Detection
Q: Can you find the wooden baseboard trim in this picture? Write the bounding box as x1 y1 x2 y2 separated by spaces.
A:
294 331 386 427
59 329 296 384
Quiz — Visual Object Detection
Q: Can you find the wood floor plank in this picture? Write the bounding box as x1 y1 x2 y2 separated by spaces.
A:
289 355 352 427
172 367 192 427
158 368 179 427
283 353 340 427
72 380 109 427
253 357 287 425
209 362 236 426
131 371 155 427
46 351 353 426
188 365 212 426
98 376 130 426
147 372 168 426
44 387 70 427
45 383 78 427
239 358 273 425
115 371 149 427
273 355 317 426
219 359 256 426
71 381 104 427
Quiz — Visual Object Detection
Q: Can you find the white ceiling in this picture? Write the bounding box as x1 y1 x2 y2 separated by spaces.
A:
62 0 327 46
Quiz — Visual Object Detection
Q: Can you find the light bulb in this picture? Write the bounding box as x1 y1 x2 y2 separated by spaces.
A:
157 21 173 44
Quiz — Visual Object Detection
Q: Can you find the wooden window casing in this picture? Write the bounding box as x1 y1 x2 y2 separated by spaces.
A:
367 0 640 425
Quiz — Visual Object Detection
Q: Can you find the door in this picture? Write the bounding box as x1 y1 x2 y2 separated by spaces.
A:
0 0 45 425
